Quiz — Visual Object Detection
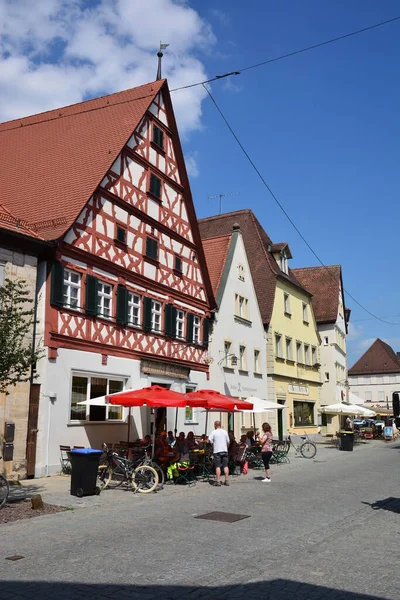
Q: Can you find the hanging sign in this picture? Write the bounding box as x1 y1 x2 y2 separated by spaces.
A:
141 359 190 380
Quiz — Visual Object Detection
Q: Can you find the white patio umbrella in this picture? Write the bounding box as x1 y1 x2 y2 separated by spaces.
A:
353 405 376 418
242 397 285 412
319 402 363 416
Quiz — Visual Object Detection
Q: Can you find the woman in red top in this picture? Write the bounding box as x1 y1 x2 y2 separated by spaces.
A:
260 422 273 483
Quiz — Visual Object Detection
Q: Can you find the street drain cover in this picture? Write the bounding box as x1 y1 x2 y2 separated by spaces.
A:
5 555 24 562
195 511 250 523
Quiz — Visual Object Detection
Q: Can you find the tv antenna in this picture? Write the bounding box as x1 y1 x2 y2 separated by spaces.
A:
208 192 239 215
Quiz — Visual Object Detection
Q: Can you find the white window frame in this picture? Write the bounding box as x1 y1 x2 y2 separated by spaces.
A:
239 345 247 371
286 337 293 361
63 268 81 310
237 264 245 281
311 346 317 365
176 309 185 339
193 315 200 344
323 336 329 346
224 340 232 367
235 294 249 320
98 281 113 319
279 253 288 274
325 372 330 383
151 300 162 332
70 373 125 422
284 293 291 315
275 334 283 359
304 344 310 365
378 390 385 402
296 342 303 363
302 303 309 323
254 349 261 374
128 292 141 327
365 391 372 403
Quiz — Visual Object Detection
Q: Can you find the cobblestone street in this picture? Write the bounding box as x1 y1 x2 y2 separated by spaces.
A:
0 440 399 599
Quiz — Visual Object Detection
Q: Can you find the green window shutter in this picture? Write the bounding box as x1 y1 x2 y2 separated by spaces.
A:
202 318 210 346
116 284 128 325
50 262 64 307
186 313 194 343
150 173 161 198
174 256 182 273
146 237 158 260
85 275 98 316
165 304 177 338
143 297 152 332
153 125 164 149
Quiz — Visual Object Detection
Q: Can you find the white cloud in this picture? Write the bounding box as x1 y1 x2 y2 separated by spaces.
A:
347 323 363 342
0 0 215 137
185 151 200 178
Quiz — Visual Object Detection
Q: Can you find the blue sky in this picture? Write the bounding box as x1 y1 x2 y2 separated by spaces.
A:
1 0 399 365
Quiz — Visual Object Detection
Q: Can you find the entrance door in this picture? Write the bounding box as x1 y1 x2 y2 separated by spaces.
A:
26 384 40 478
277 400 285 440
150 382 170 435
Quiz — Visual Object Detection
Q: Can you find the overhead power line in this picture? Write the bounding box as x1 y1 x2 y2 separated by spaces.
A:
202 83 398 326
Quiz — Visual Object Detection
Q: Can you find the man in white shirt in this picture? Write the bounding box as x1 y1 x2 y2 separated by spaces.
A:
208 420 230 487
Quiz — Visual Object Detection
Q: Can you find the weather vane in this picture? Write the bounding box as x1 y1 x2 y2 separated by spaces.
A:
156 42 170 80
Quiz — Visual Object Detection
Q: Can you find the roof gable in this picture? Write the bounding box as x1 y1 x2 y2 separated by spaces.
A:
199 209 309 325
349 338 400 375
292 265 342 324
0 80 165 240
202 235 232 297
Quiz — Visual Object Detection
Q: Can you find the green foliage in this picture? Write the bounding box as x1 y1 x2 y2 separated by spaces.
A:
0 278 42 393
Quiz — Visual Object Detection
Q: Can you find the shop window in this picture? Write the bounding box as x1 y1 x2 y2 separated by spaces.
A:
70 375 124 422
293 401 314 426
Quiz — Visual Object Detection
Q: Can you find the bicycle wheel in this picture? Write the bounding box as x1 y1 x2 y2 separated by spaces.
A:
97 464 112 490
0 474 9 508
300 441 317 459
149 461 165 489
131 465 159 494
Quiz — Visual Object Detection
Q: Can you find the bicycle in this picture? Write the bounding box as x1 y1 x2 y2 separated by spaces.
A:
287 432 317 459
0 461 9 509
97 445 159 494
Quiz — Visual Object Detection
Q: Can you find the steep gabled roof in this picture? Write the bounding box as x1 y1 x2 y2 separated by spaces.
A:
199 209 310 325
202 235 232 296
0 79 165 240
292 265 343 325
349 338 400 375
0 202 43 239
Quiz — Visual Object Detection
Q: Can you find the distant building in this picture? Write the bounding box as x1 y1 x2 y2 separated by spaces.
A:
348 338 400 416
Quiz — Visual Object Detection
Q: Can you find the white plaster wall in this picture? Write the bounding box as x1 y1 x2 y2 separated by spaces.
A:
319 321 347 406
348 374 400 409
34 347 208 477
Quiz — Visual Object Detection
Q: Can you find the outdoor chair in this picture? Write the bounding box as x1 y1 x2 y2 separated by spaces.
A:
272 440 290 464
174 462 196 486
246 446 264 470
60 445 72 474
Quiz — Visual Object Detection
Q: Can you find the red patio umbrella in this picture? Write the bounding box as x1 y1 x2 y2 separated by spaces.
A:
185 390 253 435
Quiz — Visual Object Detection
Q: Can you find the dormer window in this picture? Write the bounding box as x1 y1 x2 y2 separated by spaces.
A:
279 253 288 274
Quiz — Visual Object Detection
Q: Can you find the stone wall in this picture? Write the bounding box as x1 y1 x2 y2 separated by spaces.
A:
0 247 38 480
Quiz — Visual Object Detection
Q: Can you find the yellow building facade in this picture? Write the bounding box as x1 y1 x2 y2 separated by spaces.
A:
266 279 321 438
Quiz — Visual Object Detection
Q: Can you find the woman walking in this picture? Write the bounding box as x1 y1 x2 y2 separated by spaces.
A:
260 422 273 483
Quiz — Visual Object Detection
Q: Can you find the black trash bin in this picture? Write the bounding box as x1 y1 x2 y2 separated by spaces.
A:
70 448 103 497
340 431 354 452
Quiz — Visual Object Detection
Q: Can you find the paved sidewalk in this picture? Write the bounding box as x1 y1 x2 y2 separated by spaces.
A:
0 440 399 599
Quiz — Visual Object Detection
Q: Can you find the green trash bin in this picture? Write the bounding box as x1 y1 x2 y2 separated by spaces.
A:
340 431 354 452
70 448 103 497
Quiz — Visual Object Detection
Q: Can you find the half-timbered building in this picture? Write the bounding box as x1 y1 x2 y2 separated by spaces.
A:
0 79 215 477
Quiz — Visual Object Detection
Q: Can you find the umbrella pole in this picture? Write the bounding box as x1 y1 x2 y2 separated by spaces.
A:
127 407 131 447
204 409 209 436
253 412 256 435
174 407 178 437
151 408 156 460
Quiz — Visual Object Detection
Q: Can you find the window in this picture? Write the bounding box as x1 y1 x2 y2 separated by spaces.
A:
127 292 140 327
97 282 112 318
286 337 293 361
237 264 245 281
235 294 249 320
224 341 232 367
311 346 317 365
70 375 124 422
365 391 372 402
116 225 126 244
304 344 310 365
149 173 161 198
324 336 329 346
283 293 291 315
293 401 314 426
296 342 302 363
378 391 385 402
239 345 247 371
275 334 283 358
151 300 162 332
0 262 4 287
153 125 164 149
325 372 330 382
193 315 200 344
364 376 371 385
174 256 182 274
146 237 158 260
63 269 81 310
176 309 185 339
254 350 261 374
302 303 309 323
279 253 288 274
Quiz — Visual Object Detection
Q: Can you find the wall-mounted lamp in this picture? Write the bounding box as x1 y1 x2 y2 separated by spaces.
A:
218 353 238 367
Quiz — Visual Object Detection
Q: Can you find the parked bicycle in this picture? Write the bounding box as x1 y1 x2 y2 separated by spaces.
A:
97 444 159 494
0 461 9 509
287 433 317 459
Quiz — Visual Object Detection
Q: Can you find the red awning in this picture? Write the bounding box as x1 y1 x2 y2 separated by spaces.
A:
185 389 253 411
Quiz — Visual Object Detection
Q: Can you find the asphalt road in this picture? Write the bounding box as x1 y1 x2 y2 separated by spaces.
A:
0 440 399 599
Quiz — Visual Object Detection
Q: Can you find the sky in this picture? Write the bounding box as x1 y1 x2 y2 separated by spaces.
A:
1 0 400 366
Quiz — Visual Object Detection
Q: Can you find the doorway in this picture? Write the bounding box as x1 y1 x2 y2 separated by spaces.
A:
26 384 40 478
150 382 170 435
277 400 285 440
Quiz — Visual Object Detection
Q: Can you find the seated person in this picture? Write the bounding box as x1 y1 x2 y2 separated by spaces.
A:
228 430 239 458
240 434 248 444
154 431 170 464
140 434 152 447
186 431 198 450
245 431 256 447
166 431 175 447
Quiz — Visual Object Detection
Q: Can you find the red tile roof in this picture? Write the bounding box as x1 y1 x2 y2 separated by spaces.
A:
292 265 342 324
349 338 400 375
202 235 232 295
0 202 42 239
0 80 165 240
199 209 310 325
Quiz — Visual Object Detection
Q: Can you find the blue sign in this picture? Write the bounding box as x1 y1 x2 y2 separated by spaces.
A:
384 427 393 439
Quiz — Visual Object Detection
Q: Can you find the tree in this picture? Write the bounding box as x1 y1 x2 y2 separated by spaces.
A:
0 278 42 393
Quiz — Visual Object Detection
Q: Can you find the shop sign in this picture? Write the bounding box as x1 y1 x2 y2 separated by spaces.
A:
141 359 190 380
288 384 309 395
231 383 258 393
